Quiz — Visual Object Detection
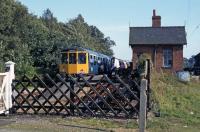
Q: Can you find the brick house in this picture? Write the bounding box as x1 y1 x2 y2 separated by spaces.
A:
129 10 187 72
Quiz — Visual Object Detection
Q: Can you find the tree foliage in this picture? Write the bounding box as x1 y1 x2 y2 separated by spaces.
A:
0 0 115 76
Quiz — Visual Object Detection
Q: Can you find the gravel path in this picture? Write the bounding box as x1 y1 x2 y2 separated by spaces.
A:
0 115 137 132
0 115 107 132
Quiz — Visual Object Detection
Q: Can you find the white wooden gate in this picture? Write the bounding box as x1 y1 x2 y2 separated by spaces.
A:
0 61 15 114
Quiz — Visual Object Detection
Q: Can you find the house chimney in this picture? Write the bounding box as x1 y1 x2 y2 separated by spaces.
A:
152 9 161 27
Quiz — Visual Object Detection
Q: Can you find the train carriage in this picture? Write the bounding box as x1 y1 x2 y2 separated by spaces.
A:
59 47 112 75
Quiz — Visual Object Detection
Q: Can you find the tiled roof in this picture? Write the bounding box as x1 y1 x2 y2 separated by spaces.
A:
129 26 187 45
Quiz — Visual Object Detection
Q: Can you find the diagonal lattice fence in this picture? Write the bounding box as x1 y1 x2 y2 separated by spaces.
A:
12 74 141 118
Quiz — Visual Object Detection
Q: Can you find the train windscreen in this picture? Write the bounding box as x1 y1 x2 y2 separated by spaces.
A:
78 53 86 64
69 53 76 64
61 53 68 64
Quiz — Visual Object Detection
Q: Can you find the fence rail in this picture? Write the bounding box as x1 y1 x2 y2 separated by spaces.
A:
11 59 151 119
12 73 141 118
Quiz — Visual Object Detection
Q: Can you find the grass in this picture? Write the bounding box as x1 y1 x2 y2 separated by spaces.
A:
50 117 138 129
148 71 200 131
0 116 138 132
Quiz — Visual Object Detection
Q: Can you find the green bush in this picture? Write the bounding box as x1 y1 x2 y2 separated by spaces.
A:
137 53 151 74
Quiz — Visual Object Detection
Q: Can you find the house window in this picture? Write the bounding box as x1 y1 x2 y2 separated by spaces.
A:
163 49 172 68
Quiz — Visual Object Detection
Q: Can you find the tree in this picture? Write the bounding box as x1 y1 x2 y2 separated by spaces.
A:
41 8 59 31
0 0 116 76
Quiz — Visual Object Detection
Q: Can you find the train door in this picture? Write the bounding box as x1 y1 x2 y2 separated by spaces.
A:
88 54 96 74
59 52 68 73
89 54 93 73
68 52 77 74
77 51 89 74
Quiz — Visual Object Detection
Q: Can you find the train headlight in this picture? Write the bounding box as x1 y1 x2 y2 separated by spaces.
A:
80 69 85 74
61 66 65 72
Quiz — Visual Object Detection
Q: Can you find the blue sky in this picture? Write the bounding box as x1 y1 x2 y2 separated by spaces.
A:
18 0 200 60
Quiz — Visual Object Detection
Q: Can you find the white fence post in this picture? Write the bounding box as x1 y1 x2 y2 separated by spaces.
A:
5 61 15 114
139 79 147 132
0 73 7 113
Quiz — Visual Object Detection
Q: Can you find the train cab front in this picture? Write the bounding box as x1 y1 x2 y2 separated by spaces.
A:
59 49 89 74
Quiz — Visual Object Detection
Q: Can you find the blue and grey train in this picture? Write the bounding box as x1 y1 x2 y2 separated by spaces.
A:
59 46 129 75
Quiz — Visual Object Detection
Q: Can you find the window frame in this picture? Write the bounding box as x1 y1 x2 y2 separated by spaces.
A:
78 52 87 64
69 52 77 64
163 48 173 68
61 52 68 64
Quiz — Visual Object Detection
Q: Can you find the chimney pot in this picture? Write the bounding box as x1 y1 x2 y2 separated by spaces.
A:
152 10 161 27
153 9 156 16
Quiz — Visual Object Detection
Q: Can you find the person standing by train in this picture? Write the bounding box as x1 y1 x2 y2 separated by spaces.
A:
111 57 120 75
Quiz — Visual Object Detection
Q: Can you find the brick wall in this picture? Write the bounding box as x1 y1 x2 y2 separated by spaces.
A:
131 44 183 72
132 45 153 69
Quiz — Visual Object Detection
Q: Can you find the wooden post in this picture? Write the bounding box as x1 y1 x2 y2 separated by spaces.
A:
139 79 147 132
70 80 75 115
144 60 148 77
146 59 151 111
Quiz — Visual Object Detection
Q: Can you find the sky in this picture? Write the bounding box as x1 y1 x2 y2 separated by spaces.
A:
17 0 200 60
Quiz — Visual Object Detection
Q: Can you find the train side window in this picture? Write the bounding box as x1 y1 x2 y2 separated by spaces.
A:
78 53 86 64
69 53 76 64
61 53 68 64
